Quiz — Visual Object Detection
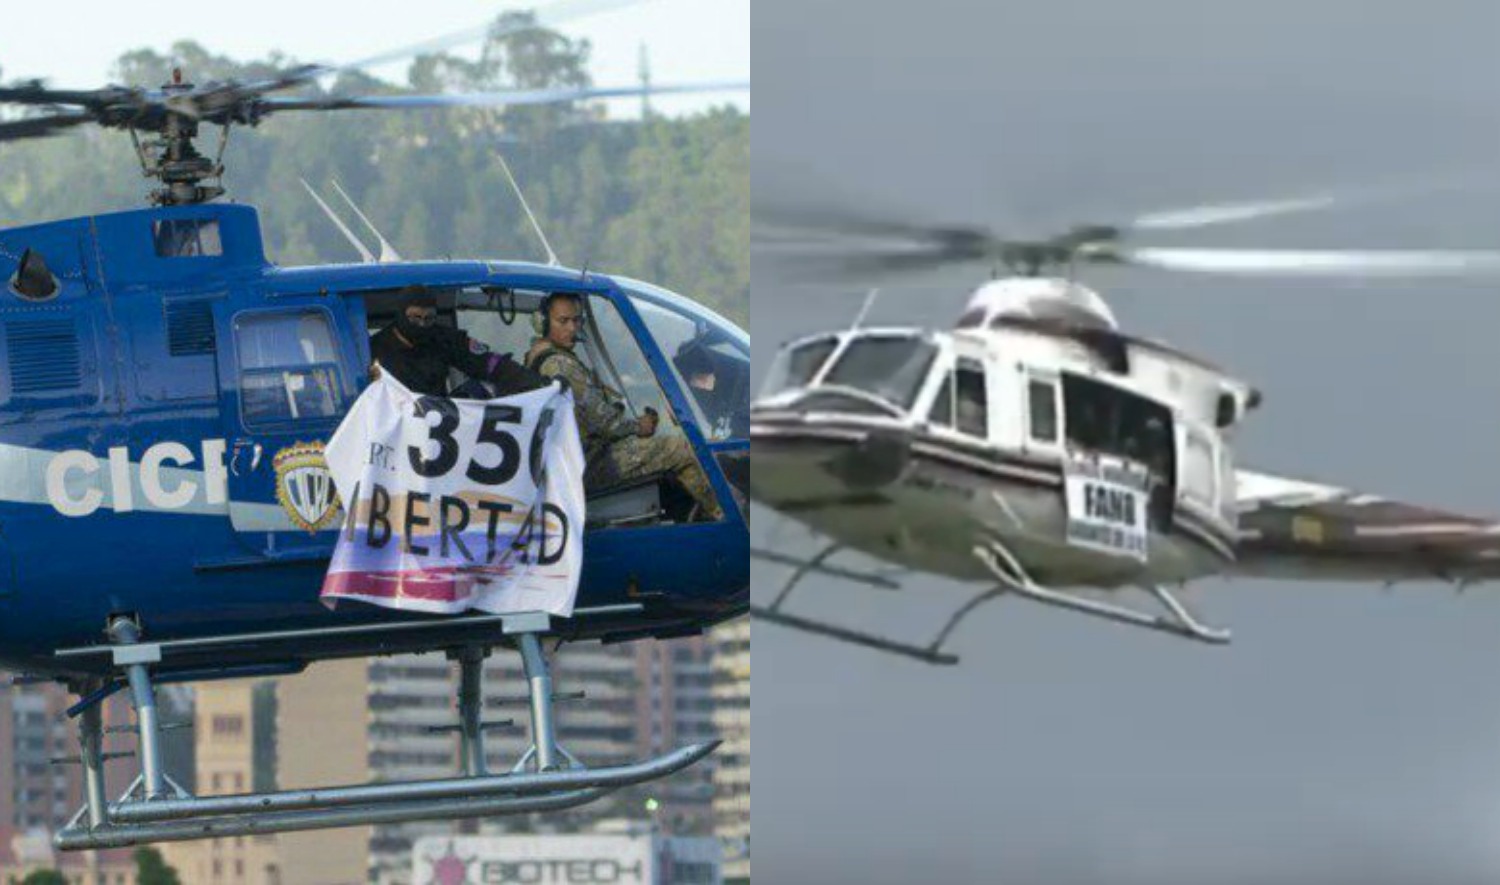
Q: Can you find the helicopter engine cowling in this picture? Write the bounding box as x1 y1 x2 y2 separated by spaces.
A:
957 277 1118 331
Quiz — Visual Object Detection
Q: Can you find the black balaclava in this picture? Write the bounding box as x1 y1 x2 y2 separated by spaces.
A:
396 285 439 346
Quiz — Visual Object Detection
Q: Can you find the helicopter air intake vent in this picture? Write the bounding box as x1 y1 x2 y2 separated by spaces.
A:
8 249 60 302
7 317 80 393
166 300 217 356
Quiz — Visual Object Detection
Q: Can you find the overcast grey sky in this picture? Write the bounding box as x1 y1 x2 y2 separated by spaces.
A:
0 0 747 118
752 2 1500 883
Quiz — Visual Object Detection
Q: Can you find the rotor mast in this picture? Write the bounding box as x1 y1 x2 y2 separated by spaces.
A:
131 69 229 206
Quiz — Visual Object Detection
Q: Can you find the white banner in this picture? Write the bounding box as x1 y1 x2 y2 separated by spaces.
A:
1063 457 1150 562
319 373 585 616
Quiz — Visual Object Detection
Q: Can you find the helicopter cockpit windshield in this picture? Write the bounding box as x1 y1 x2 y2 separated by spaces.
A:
616 277 750 443
760 330 938 416
761 335 839 398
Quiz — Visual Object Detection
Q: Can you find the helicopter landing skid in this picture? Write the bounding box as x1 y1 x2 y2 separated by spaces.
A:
53 613 718 851
972 538 1233 645
751 542 1003 665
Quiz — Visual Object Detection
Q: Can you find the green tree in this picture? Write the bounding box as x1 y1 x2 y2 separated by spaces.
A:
134 846 183 885
19 870 68 885
0 17 747 324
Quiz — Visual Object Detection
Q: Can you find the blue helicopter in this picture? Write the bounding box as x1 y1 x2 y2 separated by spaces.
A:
0 8 748 851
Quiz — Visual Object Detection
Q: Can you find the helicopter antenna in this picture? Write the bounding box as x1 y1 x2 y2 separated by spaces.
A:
497 151 560 267
850 288 880 330
329 178 403 263
638 43 653 119
299 178 375 263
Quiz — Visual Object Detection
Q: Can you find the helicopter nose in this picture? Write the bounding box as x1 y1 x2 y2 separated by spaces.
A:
750 393 912 507
823 427 910 490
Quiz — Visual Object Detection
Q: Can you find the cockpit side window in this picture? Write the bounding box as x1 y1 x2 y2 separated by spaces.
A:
954 359 987 438
931 359 989 439
1027 379 1058 443
234 310 342 427
928 373 955 426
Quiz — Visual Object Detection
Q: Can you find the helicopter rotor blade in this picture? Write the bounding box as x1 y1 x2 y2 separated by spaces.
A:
1115 247 1500 277
1127 195 1350 232
753 230 996 283
0 0 659 129
0 112 97 142
195 0 660 121
261 80 746 113
0 85 97 107
1124 171 1490 233
318 0 654 80
751 197 1009 283
753 203 995 246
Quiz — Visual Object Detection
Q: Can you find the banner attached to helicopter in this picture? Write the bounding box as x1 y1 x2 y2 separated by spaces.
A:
1062 457 1151 562
319 373 584 616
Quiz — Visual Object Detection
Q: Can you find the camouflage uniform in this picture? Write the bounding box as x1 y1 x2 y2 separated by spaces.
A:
528 341 724 521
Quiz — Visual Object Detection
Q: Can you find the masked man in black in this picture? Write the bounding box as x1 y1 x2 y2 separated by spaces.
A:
369 285 544 396
674 344 746 440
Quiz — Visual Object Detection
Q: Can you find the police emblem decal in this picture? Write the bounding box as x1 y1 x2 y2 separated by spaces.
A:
273 441 341 533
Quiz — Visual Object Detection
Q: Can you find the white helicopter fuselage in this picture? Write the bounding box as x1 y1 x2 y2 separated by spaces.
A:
752 277 1261 592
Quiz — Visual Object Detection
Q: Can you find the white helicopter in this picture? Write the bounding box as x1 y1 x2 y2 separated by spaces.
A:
750 188 1500 664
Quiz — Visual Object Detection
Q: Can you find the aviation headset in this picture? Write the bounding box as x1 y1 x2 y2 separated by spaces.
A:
534 292 584 338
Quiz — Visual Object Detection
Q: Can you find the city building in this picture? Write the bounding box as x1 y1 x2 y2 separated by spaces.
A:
0 681 140 884
634 636 718 835
710 619 750 882
277 658 372 885
160 679 280 884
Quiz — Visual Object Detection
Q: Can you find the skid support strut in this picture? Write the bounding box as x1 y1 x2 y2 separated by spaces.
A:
518 632 560 772
56 611 721 852
77 681 109 829
107 617 168 799
456 646 488 777
751 542 989 665
972 538 1232 644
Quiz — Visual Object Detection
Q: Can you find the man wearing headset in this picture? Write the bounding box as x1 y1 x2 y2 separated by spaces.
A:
370 285 543 397
526 292 724 522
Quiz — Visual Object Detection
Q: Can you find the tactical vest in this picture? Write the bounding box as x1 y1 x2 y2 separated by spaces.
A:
526 341 577 375
527 343 620 463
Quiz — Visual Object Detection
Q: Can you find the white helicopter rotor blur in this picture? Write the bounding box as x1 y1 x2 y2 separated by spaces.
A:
750 180 1500 664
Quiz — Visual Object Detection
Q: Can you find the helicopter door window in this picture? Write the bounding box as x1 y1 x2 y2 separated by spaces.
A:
928 373 955 426
1182 428 1215 508
1027 379 1059 443
234 310 343 427
1216 442 1237 523
954 359 987 438
153 219 223 258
